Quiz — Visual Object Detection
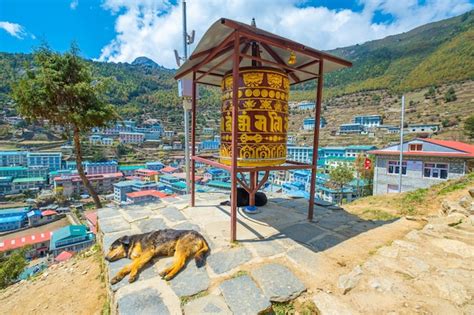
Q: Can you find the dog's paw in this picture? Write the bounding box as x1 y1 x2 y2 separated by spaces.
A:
159 270 167 278
110 276 121 285
195 258 204 268
128 275 137 283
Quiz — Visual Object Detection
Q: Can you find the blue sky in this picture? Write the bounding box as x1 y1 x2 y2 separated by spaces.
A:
1 0 473 68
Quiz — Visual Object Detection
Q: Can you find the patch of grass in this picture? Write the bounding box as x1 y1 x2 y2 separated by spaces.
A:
296 300 319 315
360 209 399 221
438 172 474 195
231 270 248 278
402 188 428 204
271 301 295 315
179 290 209 306
101 296 110 315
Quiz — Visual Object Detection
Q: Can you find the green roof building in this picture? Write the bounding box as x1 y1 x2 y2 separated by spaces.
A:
50 225 95 256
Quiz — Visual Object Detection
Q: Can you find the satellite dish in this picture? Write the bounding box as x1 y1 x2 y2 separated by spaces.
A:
174 49 181 67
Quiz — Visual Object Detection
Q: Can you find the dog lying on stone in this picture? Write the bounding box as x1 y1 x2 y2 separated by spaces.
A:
220 187 268 207
105 229 209 284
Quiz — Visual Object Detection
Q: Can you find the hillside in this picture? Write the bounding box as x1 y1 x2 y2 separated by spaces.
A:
292 10 474 99
0 11 473 146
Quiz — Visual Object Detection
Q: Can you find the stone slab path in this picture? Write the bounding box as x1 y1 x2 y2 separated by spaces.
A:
98 192 473 314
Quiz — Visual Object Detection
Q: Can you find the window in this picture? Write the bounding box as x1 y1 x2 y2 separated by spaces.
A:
424 163 448 179
409 144 423 151
387 161 407 175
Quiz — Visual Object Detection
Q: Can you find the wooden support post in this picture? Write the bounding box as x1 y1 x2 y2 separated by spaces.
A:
308 59 324 221
230 32 240 242
191 72 197 207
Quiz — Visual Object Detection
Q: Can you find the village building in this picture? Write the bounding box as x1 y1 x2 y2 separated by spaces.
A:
134 169 160 182
85 161 119 175
126 190 169 204
0 230 53 258
297 101 316 110
0 207 30 232
353 115 383 127
119 132 145 144
49 225 95 256
406 124 440 133
339 123 366 134
302 117 327 130
370 138 474 194
54 172 123 197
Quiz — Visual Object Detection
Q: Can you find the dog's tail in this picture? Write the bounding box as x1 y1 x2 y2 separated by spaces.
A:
194 237 210 268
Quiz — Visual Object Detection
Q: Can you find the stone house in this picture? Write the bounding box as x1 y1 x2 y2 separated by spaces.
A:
369 138 474 195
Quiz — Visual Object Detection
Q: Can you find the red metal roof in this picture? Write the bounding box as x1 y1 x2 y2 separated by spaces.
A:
55 250 73 262
0 231 53 252
126 190 169 198
42 210 58 216
173 172 203 181
369 138 474 158
161 166 177 173
84 211 97 234
135 169 159 175
422 138 474 156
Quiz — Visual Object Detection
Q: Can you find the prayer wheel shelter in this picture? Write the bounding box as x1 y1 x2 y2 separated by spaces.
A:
174 18 352 242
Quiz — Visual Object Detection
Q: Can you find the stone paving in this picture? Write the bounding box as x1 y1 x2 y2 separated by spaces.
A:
98 192 394 314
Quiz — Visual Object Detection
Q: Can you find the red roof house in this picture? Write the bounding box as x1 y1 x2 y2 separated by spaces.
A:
55 250 74 262
369 138 474 195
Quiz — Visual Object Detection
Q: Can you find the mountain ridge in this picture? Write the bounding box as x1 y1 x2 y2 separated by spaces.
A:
0 11 473 128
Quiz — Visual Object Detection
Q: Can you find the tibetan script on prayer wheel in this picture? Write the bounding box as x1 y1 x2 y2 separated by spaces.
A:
220 67 290 167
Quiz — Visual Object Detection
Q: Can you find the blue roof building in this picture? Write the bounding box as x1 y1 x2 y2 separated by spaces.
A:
0 207 30 232
27 152 62 171
303 117 327 130
339 123 366 134
50 225 95 256
353 115 383 127
298 101 315 110
0 151 28 167
146 161 165 171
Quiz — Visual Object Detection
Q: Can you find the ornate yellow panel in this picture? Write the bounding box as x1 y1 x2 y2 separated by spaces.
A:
220 67 289 167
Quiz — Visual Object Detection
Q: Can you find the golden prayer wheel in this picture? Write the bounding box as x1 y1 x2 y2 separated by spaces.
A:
220 67 290 167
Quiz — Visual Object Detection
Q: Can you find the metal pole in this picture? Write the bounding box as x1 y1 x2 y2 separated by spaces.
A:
398 95 405 193
182 0 191 194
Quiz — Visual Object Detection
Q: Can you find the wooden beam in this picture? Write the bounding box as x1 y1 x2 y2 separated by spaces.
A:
239 53 319 78
260 42 300 82
308 59 324 221
222 19 352 67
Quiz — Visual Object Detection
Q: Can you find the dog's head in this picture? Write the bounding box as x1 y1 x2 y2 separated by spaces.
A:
105 235 131 262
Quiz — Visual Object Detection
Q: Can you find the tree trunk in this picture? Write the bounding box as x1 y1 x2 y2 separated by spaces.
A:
73 126 102 209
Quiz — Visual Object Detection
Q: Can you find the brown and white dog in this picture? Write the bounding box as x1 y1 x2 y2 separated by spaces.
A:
105 229 209 284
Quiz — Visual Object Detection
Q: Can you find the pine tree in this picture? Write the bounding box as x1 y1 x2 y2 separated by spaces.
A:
11 44 119 209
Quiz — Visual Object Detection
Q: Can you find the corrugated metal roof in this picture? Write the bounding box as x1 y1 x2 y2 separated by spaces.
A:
175 18 352 86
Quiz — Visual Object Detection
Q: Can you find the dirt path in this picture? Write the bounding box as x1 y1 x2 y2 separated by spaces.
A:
0 249 106 315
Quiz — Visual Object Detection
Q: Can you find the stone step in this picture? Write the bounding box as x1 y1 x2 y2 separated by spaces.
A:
219 275 271 314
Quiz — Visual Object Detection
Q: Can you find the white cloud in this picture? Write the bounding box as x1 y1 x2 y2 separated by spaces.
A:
70 0 79 10
0 21 27 39
98 0 473 68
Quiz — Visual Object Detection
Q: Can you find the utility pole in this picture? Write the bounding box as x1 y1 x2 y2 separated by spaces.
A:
175 0 194 194
398 95 405 193
182 0 190 194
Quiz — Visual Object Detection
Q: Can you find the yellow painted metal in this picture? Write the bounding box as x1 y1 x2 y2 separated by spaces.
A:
220 67 290 167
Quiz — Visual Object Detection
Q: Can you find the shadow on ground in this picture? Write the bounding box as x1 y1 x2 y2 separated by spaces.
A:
215 196 396 253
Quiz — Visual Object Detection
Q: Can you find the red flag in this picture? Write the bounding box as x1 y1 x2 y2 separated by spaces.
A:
364 158 372 170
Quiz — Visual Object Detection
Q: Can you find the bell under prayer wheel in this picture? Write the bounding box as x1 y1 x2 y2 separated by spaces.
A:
220 67 290 167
